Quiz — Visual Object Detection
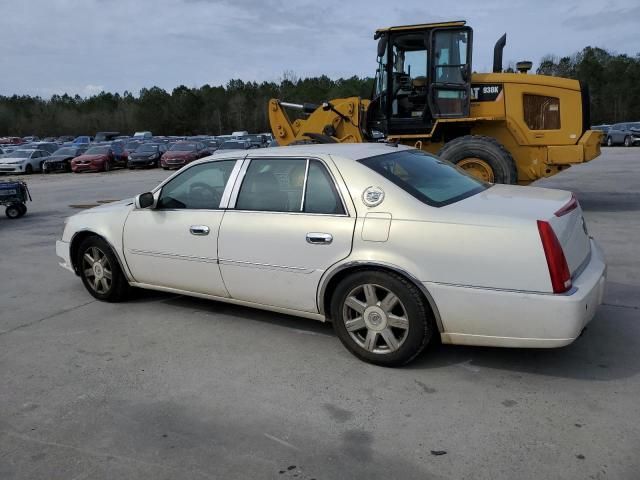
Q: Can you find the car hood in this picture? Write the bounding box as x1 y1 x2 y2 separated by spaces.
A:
45 155 73 163
163 151 195 158
75 198 134 216
0 156 27 163
74 154 106 162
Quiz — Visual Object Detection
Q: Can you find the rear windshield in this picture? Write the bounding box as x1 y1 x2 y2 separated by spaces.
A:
359 149 488 207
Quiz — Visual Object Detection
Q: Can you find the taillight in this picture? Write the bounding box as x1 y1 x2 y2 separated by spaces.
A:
554 193 578 217
537 220 571 293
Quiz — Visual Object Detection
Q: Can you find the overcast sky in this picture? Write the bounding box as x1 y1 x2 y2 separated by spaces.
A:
1 0 639 97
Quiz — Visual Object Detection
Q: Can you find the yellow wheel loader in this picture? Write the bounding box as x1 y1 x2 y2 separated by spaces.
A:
269 21 602 184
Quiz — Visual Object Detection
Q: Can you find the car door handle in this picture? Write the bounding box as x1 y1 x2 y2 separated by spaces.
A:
306 232 333 245
190 225 210 236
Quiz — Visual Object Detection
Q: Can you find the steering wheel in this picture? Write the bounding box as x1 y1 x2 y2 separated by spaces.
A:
189 182 221 206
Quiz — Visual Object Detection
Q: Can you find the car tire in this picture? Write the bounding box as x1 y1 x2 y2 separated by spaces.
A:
5 204 22 219
25 164 33 175
17 203 27 217
437 135 517 184
606 136 613 147
624 136 632 147
104 160 111 172
331 271 435 367
77 236 130 302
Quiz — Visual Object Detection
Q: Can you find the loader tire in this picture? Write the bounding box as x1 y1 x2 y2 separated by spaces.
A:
437 135 518 184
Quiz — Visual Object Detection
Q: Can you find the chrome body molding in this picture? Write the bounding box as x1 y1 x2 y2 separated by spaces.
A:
128 248 218 264
218 258 314 274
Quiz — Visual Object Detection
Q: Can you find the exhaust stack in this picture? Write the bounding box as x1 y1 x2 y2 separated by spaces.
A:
493 33 507 73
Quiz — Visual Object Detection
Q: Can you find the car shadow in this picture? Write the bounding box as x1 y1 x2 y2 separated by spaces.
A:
130 289 639 382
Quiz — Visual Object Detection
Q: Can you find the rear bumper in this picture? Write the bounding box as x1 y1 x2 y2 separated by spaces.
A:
56 240 74 273
429 239 607 348
546 130 602 165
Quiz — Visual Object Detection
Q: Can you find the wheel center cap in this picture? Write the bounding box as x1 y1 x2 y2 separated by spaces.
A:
93 263 103 279
363 306 387 331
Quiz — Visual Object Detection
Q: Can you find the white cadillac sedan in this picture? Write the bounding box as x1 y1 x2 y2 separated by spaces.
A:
56 144 606 366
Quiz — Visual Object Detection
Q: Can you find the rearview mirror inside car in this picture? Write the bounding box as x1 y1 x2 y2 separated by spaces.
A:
136 192 155 209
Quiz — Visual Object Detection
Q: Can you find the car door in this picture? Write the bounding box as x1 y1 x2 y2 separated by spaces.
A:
123 158 242 296
217 155 356 313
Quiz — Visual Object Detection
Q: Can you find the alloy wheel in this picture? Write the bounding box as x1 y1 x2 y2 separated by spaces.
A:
342 283 409 354
82 246 113 294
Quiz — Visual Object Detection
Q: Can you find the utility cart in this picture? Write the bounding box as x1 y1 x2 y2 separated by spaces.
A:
0 180 32 219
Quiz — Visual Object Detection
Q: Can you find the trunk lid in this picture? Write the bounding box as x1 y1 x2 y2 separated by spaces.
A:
452 184 591 276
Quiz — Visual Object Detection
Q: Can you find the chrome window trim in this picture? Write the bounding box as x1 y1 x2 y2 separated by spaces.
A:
230 155 350 217
219 159 244 209
227 158 251 208
300 159 310 212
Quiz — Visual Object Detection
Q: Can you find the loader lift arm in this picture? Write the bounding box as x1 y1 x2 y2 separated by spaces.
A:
268 97 370 145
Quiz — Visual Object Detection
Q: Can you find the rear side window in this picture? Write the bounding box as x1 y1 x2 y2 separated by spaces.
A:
523 94 560 130
304 160 345 214
235 158 345 214
359 149 488 207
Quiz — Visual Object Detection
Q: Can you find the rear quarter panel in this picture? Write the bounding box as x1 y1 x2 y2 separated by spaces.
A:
331 156 552 292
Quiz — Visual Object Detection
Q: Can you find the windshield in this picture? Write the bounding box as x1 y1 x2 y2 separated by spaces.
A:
137 144 159 152
85 146 109 155
8 150 32 158
220 141 243 149
170 143 197 151
126 142 140 150
53 148 78 156
359 149 488 207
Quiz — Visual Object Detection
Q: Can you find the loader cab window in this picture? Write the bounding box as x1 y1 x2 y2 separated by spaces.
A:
390 34 429 123
373 27 472 137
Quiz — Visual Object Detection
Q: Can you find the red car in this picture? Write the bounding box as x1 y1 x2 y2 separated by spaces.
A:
160 141 210 170
71 145 127 173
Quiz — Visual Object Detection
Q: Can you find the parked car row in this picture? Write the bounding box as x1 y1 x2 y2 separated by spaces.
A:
592 123 640 146
0 132 276 175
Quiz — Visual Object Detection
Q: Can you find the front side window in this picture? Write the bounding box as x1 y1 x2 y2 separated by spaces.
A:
359 149 488 207
523 94 560 130
235 158 345 214
157 160 237 209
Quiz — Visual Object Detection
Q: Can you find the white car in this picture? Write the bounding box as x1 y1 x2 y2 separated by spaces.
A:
56 144 606 366
0 149 50 174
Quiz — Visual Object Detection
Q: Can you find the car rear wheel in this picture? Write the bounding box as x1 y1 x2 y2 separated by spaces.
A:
624 136 632 147
77 236 130 302
331 271 435 367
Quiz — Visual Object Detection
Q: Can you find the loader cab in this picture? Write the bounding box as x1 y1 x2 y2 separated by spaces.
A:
369 22 473 137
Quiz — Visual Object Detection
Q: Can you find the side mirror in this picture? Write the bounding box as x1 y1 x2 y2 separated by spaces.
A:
135 192 155 209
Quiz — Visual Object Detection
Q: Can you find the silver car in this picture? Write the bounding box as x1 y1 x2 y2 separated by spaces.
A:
56 144 605 366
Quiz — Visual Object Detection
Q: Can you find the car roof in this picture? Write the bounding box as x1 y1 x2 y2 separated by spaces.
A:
246 142 414 161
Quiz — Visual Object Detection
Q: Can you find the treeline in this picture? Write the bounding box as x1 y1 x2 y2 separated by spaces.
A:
1 46 639 136
0 74 373 137
537 46 640 124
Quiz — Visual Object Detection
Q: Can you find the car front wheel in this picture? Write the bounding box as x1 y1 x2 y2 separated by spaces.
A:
624 136 632 147
77 236 130 302
331 271 435 367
